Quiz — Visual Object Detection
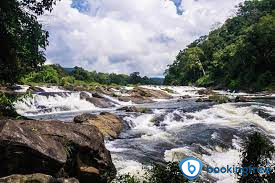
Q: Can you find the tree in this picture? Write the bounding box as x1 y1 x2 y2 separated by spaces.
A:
71 67 90 81
0 0 59 84
129 72 141 84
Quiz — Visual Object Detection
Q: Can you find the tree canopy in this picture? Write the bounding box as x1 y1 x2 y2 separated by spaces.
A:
20 64 160 86
0 0 59 84
164 0 275 91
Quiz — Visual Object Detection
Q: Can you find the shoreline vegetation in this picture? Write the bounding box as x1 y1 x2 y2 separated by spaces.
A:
164 0 274 92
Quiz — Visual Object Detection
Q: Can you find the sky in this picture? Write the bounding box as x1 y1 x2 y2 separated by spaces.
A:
40 0 244 77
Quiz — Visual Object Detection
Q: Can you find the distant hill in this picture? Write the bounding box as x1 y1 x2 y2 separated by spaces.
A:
150 77 164 85
64 68 75 73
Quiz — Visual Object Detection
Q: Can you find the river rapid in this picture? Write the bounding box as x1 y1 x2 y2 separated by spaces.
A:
14 85 275 183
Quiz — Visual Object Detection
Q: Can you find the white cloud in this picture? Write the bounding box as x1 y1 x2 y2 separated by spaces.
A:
40 0 244 76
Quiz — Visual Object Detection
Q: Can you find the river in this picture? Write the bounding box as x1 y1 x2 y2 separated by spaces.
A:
14 85 275 183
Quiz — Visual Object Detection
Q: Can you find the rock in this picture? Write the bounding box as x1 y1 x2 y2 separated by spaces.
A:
118 96 154 104
258 110 275 122
117 106 151 113
129 87 172 99
95 86 113 95
0 174 79 183
86 97 115 108
195 98 213 103
235 96 252 102
74 112 123 139
197 89 216 95
27 86 45 93
80 92 90 100
0 120 116 183
92 92 104 98
180 95 191 99
74 113 97 123
80 92 115 108
196 95 230 104
208 95 231 104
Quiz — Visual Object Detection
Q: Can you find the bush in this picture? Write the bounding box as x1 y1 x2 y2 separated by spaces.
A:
60 76 76 86
0 93 18 118
114 162 188 183
21 65 60 84
228 79 240 89
238 132 275 183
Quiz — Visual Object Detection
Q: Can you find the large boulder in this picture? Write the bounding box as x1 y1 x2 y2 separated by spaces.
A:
0 174 79 183
129 87 172 99
74 112 123 139
0 120 116 183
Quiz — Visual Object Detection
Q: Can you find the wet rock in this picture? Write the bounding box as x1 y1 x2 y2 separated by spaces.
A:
27 86 45 93
86 97 115 108
129 87 172 99
117 106 151 113
197 89 216 95
80 92 115 108
208 95 231 104
196 95 230 104
118 96 154 104
0 120 116 183
235 96 252 102
7 85 23 91
195 98 213 103
95 86 113 95
80 92 90 100
258 110 275 122
92 92 104 98
180 95 191 99
0 174 79 183
74 112 123 139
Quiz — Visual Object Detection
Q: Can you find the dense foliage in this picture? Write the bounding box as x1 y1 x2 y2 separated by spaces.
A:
0 0 59 84
115 162 187 183
20 64 160 86
239 132 275 182
164 0 275 91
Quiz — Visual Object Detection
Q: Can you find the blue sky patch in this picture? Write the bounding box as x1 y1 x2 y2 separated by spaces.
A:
71 0 90 13
171 0 183 15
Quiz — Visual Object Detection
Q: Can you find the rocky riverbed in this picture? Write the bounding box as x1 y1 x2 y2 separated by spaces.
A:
0 85 274 182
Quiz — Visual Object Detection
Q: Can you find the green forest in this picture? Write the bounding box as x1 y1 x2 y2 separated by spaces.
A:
164 0 274 91
20 64 161 86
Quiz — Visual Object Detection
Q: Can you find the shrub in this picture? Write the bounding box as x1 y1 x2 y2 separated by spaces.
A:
114 162 188 183
238 132 275 183
0 93 18 117
60 76 76 86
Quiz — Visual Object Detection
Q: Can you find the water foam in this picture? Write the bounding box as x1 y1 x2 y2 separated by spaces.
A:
15 92 99 116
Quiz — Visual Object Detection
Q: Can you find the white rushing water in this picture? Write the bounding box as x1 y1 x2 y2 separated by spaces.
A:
14 85 275 182
15 91 100 116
